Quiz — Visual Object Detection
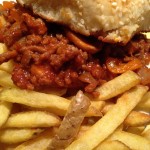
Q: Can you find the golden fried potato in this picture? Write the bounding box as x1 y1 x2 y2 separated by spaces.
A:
0 129 42 144
3 111 61 128
109 131 150 150
66 85 148 150
95 71 140 101
0 87 104 117
124 111 150 127
14 129 55 150
0 101 12 127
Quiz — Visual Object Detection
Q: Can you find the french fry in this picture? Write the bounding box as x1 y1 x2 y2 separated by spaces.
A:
22 100 105 117
103 105 150 127
95 140 130 150
0 70 16 87
142 125 150 133
101 101 150 127
136 92 150 112
66 85 148 150
0 129 42 144
15 115 94 149
0 88 71 115
41 87 67 96
0 43 14 73
109 131 150 150
0 16 7 28
0 43 7 53
77 125 91 139
142 124 150 132
141 125 150 140
142 128 150 140
0 88 104 117
101 102 115 114
0 101 12 127
85 101 105 117
48 91 90 149
95 71 140 101
3 111 61 128
0 59 14 73
126 126 145 135
14 129 55 150
124 111 150 127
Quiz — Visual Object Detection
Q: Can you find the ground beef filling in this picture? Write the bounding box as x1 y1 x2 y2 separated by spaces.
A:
0 3 149 95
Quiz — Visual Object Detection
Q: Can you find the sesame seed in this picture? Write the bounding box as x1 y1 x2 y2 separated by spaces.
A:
80 19 84 25
112 2 117 7
105 23 109 29
100 15 105 21
79 12 82 16
141 17 144 21
122 0 126 2
118 12 123 18
119 21 124 25
101 5 104 11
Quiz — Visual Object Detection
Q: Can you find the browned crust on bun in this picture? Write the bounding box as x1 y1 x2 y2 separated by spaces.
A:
17 0 150 44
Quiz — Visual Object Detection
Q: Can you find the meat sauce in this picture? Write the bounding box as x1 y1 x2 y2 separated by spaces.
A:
0 2 149 96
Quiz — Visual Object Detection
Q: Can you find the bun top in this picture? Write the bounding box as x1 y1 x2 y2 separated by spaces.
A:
17 0 150 44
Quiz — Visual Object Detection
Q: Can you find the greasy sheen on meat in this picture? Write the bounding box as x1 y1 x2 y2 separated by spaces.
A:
0 2 150 95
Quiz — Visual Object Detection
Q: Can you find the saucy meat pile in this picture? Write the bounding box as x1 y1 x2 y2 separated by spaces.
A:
0 2 150 96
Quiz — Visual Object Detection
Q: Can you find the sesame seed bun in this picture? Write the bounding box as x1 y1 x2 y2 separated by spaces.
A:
17 0 150 44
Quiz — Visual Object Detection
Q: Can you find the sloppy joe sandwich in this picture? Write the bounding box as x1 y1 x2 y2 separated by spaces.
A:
0 1 150 149
0 0 149 95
